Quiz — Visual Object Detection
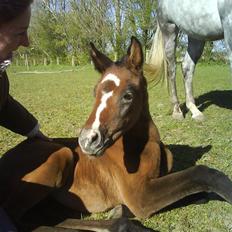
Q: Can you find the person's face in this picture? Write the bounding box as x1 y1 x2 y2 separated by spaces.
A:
0 7 31 62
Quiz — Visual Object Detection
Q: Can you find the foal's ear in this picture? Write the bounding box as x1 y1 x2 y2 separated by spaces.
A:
90 43 113 73
126 36 144 70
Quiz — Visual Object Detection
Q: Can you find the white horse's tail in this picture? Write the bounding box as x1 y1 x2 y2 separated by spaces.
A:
145 23 167 85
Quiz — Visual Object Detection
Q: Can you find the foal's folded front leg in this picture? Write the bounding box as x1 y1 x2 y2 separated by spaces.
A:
125 165 232 218
3 146 74 223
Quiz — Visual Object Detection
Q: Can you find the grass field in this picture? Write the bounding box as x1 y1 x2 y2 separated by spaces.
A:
1 64 232 231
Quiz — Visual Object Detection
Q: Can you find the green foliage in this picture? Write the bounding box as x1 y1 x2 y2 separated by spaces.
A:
18 0 158 63
16 0 226 65
30 4 68 58
123 0 157 50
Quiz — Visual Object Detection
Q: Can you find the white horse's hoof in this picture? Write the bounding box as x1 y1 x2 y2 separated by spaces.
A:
192 113 205 121
172 112 184 120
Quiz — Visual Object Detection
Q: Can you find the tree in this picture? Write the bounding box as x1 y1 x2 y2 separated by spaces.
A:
123 0 157 51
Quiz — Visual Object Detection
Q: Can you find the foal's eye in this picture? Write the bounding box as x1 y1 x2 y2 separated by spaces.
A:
122 92 133 102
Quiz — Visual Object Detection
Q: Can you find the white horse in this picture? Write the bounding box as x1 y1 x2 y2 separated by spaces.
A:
148 0 232 120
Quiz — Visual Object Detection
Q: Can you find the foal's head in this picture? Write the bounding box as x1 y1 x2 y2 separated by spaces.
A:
79 37 148 156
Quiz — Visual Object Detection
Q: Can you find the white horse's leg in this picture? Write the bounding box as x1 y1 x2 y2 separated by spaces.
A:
218 0 232 72
182 37 205 121
222 21 232 73
162 23 183 119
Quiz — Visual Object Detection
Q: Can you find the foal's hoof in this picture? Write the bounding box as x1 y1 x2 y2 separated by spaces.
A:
192 112 205 121
172 111 184 120
108 205 134 219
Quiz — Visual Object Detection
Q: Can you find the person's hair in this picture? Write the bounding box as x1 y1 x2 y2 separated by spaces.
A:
0 0 33 24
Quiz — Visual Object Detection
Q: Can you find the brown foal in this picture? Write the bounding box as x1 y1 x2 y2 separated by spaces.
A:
0 37 231 232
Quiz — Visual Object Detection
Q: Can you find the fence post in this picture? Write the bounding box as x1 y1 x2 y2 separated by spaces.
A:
146 50 150 63
56 57 60 65
25 54 29 70
114 52 117 61
44 57 47 66
71 56 75 67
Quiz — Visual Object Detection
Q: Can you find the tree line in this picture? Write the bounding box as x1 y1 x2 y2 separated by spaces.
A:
16 0 227 67
16 0 156 65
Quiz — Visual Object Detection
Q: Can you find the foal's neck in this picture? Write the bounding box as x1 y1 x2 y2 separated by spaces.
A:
113 101 161 175
124 101 160 144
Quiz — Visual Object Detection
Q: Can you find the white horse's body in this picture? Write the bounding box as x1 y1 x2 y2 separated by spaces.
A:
162 0 223 39
149 0 232 120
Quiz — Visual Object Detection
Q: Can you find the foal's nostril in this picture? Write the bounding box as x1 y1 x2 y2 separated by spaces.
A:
89 130 101 146
90 131 98 143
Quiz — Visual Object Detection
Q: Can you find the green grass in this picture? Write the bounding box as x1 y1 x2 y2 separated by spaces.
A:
1 64 232 231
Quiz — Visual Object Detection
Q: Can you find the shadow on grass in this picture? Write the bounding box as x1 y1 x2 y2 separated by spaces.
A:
157 191 224 216
181 90 232 116
196 89 232 112
168 144 212 172
158 143 224 214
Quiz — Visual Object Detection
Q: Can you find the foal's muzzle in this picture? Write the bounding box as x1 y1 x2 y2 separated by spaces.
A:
79 128 106 156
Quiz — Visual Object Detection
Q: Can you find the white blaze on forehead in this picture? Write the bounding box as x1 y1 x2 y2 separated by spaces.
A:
92 91 113 129
101 73 120 86
90 73 120 130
